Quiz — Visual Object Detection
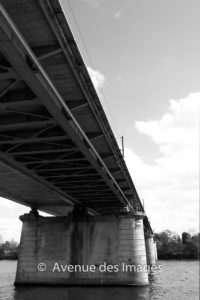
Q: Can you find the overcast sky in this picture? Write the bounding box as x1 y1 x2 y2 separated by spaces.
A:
0 0 199 242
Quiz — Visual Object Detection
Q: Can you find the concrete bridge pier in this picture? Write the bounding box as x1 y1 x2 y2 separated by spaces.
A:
154 241 158 261
145 234 156 265
15 209 149 286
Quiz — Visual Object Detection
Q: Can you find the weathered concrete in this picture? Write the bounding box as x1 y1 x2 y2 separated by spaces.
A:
145 234 156 265
154 241 158 261
15 211 149 286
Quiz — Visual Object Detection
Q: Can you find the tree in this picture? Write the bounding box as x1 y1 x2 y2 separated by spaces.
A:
155 230 199 259
0 238 19 259
182 232 191 244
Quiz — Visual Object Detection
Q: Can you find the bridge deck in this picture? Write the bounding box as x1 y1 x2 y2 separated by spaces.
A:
0 0 150 227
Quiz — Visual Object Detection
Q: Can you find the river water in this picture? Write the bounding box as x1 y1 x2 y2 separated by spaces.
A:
0 260 199 300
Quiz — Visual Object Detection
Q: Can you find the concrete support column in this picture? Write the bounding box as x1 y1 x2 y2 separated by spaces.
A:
145 234 156 265
15 209 41 284
118 216 148 285
153 241 158 261
15 211 149 286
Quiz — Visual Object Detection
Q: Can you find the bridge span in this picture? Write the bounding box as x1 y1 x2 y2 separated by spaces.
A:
0 0 156 286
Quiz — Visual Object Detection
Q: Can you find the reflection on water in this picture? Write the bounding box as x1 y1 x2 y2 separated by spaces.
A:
13 286 150 300
0 260 199 300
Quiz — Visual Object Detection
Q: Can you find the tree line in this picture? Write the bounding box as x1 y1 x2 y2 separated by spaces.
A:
0 238 19 259
155 230 200 259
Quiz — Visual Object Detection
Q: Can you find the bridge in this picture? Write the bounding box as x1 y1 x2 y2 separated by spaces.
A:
0 0 156 286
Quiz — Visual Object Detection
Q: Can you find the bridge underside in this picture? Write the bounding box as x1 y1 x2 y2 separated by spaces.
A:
0 0 151 232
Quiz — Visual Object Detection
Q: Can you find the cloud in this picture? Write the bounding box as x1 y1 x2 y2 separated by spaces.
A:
0 197 52 241
115 1 132 19
0 197 16 208
0 218 24 242
117 75 127 87
81 0 102 8
125 93 199 234
87 66 105 95
0 197 28 241
114 11 121 19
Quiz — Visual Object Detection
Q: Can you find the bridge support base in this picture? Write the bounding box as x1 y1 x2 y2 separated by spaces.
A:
145 234 156 265
15 211 149 286
154 241 158 261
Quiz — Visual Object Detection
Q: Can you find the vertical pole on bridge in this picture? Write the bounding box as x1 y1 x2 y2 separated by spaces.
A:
121 136 124 158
